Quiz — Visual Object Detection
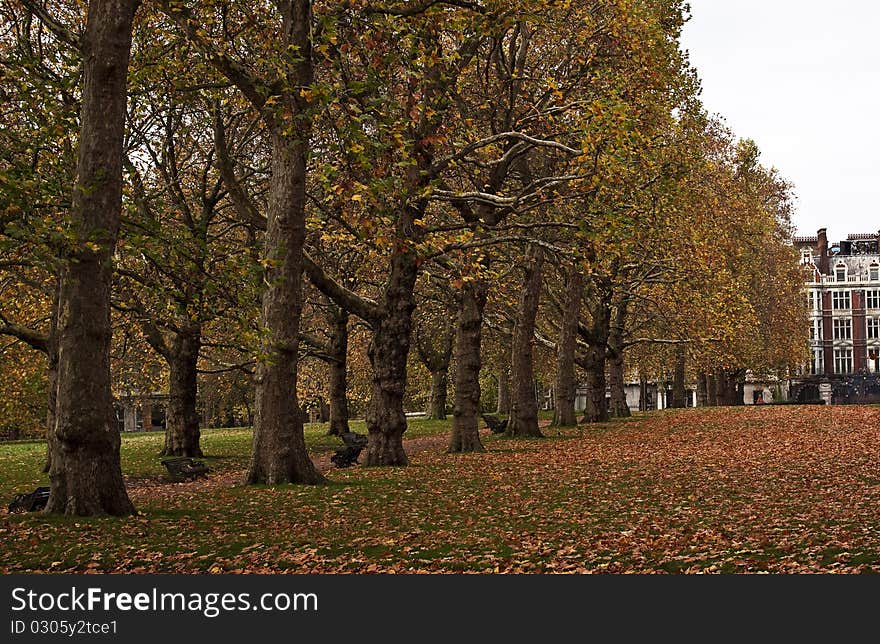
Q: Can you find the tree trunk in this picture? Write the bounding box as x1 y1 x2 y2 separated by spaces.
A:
45 0 138 516
364 250 418 466
670 344 687 408
607 349 630 418
427 370 448 420
552 267 582 426
507 246 544 437
246 126 325 485
414 310 453 421
638 374 648 412
42 332 58 474
696 372 708 407
449 280 487 453
714 370 727 405
327 307 350 436
734 371 746 406
497 362 510 415
580 344 608 423
707 373 718 406
162 331 203 457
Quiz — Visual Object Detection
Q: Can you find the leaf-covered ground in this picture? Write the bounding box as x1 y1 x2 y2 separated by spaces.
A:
3 405 880 573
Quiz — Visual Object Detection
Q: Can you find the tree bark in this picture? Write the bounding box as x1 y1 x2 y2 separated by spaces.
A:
327 307 350 436
449 280 487 453
246 127 324 484
607 349 630 417
364 250 419 466
696 372 708 407
714 370 727 405
734 370 746 406
706 373 718 406
670 344 687 408
497 361 510 415
580 344 608 423
42 342 58 474
162 331 203 457
43 285 60 473
552 267 582 426
427 370 448 420
638 374 648 412
507 246 544 437
244 1 324 485
46 0 138 516
414 307 454 421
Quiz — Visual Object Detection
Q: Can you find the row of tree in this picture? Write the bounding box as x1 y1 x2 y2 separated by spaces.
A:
0 0 808 515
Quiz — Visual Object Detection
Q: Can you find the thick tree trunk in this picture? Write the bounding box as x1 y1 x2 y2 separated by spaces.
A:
327 307 350 436
670 345 687 408
608 349 630 418
580 344 608 423
45 0 138 516
696 372 708 407
246 126 324 485
162 332 203 457
507 246 544 437
364 250 418 466
449 280 487 453
427 370 448 420
552 268 582 427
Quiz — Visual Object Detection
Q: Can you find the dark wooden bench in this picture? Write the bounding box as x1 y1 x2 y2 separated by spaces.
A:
161 457 210 481
331 432 368 468
8 486 50 513
481 413 508 434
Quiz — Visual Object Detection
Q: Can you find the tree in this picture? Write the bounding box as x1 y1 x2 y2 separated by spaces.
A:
159 0 325 484
38 0 139 515
506 244 544 437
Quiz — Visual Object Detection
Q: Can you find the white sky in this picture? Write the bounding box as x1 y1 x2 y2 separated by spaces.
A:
680 1 880 244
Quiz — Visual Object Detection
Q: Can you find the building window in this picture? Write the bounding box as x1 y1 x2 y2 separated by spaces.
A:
835 264 847 282
833 318 852 340
811 349 824 375
802 250 812 265
832 291 851 310
868 290 880 309
811 318 822 341
834 348 853 374
871 264 880 281
869 318 880 340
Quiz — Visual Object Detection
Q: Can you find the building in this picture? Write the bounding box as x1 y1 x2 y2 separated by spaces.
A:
792 228 880 403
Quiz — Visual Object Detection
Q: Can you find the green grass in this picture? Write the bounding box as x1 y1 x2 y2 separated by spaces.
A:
0 417 453 501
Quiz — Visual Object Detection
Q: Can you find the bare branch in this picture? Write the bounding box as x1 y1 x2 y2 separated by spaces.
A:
19 0 81 50
302 253 381 322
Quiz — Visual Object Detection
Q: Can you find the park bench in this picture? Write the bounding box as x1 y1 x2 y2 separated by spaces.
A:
161 457 210 482
8 486 50 513
481 413 508 434
331 432 368 468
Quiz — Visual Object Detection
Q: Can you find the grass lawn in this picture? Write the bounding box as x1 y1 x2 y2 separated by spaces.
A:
2 406 880 573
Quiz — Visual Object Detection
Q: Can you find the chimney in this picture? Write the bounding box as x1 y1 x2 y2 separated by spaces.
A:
817 228 829 275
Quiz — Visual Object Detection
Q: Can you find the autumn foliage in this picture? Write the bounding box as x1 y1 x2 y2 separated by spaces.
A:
3 406 880 573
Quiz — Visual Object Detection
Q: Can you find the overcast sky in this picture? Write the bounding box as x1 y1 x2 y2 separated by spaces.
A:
680 1 880 243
